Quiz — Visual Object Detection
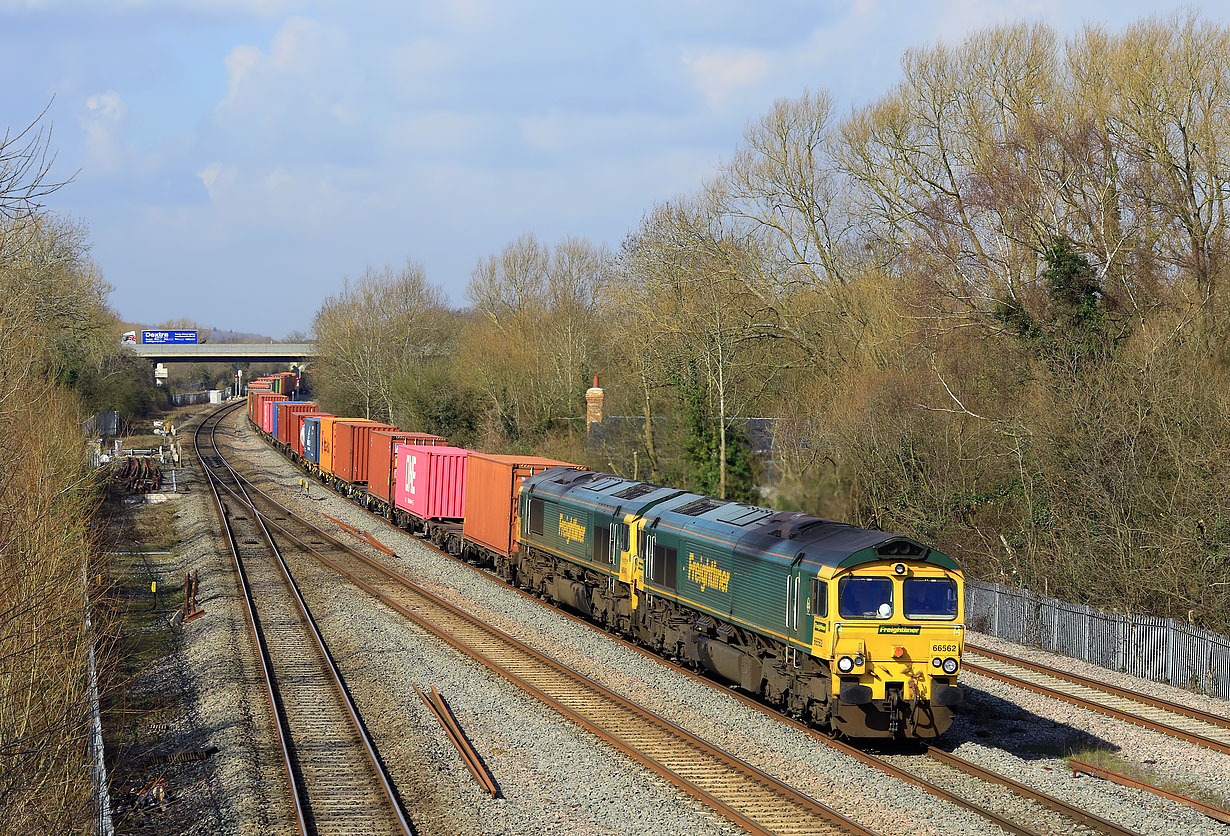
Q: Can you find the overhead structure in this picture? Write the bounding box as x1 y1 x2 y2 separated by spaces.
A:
124 342 317 364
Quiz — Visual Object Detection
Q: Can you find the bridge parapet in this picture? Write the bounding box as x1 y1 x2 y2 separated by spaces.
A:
125 343 318 363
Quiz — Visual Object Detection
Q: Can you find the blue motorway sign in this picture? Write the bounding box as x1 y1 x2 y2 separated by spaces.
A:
142 330 199 344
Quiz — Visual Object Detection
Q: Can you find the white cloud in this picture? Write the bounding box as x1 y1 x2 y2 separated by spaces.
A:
387 39 460 99
217 17 354 118
386 112 483 153
196 160 225 197
81 90 127 171
222 44 261 104
682 48 771 107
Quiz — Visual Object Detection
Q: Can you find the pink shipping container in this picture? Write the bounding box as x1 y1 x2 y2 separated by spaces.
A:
394 445 472 521
368 430 448 504
261 395 287 434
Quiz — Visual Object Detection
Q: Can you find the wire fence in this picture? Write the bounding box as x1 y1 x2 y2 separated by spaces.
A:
966 579 1230 700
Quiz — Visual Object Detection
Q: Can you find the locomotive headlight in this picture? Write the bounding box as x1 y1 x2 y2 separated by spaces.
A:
893 563 907 575
837 656 855 673
931 657 942 668
853 655 864 667
942 657 959 675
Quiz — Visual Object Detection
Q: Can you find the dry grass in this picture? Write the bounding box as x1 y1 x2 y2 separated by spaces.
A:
0 382 100 835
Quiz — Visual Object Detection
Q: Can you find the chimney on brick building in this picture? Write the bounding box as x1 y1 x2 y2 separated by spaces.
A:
586 376 604 431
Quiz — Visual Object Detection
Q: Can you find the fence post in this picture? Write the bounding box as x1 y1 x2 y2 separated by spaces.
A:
1051 599 1059 651
993 584 1000 636
1116 614 1124 672
1164 619 1175 685
1082 604 1090 660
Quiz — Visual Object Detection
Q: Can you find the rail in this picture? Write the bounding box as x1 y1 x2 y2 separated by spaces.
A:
210 409 884 836
236 405 1158 836
194 403 413 836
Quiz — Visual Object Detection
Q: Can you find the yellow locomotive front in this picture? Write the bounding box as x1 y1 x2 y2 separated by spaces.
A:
812 559 964 737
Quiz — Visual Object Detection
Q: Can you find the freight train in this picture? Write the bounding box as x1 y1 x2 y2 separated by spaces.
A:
246 383 965 739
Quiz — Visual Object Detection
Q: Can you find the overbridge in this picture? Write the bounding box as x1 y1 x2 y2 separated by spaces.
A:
125 343 317 364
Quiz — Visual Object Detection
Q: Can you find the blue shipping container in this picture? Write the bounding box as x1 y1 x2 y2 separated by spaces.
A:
302 416 323 465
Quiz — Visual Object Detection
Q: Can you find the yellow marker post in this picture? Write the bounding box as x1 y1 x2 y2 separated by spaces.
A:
151 581 158 610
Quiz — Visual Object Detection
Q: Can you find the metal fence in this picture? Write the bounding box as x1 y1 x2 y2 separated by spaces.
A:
169 391 209 406
81 411 120 437
966 579 1230 699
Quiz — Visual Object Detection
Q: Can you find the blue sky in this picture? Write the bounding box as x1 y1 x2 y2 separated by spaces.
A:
0 0 1198 337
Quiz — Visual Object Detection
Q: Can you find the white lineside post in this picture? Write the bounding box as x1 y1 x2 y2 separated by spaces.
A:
83 563 114 836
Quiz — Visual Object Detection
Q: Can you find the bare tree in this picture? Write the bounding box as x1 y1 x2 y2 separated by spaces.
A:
0 101 73 223
313 260 449 422
464 233 608 440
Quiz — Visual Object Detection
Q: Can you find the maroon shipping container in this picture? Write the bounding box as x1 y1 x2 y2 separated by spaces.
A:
367 430 447 504
275 402 318 445
332 420 397 484
463 454 584 558
291 411 331 456
394 445 471 521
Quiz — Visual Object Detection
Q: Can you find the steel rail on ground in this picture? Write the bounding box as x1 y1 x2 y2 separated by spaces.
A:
318 464 1149 836
1067 757 1230 825
211 410 885 836
239 404 1161 836
965 642 1230 730
194 406 307 836
961 654 1230 756
195 403 414 836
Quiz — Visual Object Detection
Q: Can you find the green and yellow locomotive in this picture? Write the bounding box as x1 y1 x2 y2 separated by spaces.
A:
515 468 964 739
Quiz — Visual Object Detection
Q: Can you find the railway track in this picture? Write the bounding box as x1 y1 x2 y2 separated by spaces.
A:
227 407 1169 836
962 646 1230 755
209 405 883 836
195 405 413 836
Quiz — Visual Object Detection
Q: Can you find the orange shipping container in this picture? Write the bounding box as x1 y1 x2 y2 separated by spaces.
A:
275 402 317 445
463 453 584 559
368 430 448 503
320 418 377 478
318 416 345 474
332 420 397 484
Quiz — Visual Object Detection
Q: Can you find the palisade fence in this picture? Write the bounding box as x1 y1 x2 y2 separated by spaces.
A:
966 579 1230 699
169 391 209 406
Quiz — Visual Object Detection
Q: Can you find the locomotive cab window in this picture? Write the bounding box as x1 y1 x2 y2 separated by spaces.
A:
838 576 893 619
529 498 545 536
903 577 958 620
808 578 828 617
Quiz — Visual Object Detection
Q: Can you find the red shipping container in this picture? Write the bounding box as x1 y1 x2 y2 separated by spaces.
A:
332 420 397 484
368 430 447 503
463 454 584 558
394 445 472 521
275 402 318 445
291 411 331 455
261 395 287 434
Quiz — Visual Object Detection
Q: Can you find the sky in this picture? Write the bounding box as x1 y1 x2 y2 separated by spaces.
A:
0 0 1204 338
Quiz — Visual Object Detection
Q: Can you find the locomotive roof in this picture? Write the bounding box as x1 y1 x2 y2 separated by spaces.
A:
526 468 958 572
528 466 685 516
